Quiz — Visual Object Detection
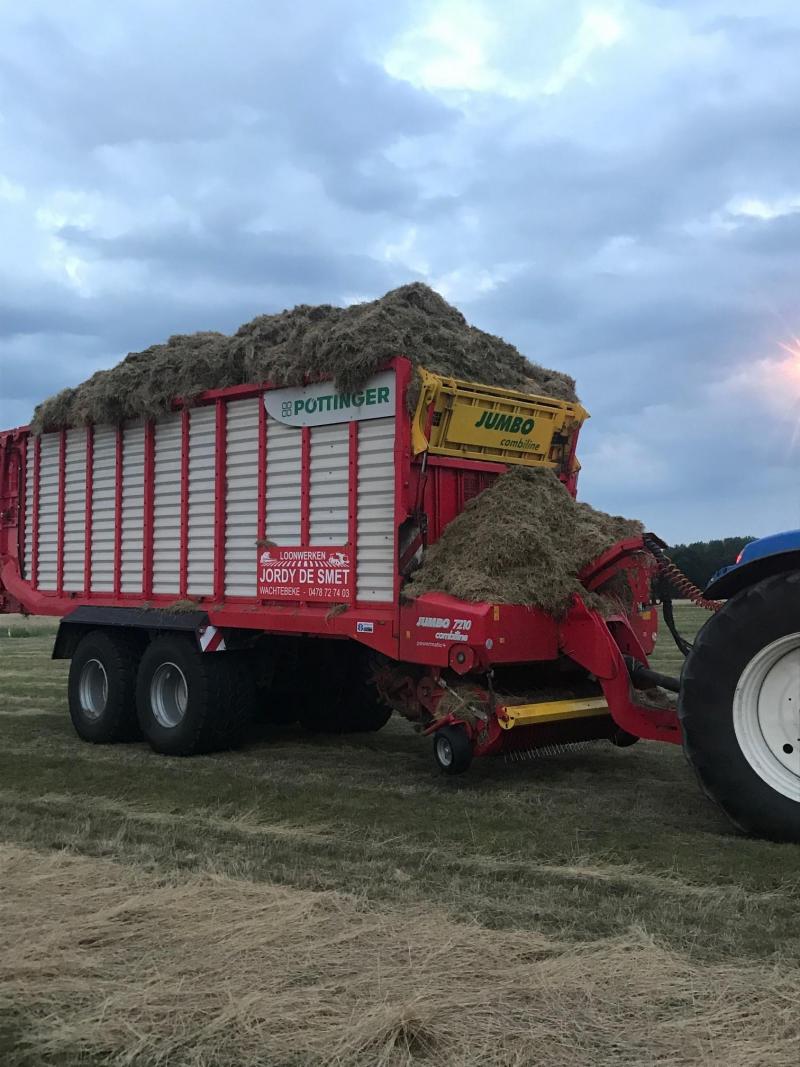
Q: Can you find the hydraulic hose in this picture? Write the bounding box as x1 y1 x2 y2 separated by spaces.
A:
642 533 722 660
623 655 680 693
643 534 722 613
660 590 694 657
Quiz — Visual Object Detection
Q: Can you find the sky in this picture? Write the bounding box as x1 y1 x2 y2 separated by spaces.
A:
1 0 800 544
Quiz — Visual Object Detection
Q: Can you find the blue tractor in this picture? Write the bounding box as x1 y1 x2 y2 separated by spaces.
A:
677 531 800 842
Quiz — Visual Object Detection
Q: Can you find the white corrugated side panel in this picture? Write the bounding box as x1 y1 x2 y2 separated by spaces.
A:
309 423 349 545
23 441 34 580
265 416 302 544
120 423 145 594
225 398 260 596
62 428 87 591
153 413 182 595
91 426 117 592
37 433 60 591
356 417 396 603
187 406 216 596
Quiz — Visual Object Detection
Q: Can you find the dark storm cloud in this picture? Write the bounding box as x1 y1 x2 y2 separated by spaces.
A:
1 0 799 541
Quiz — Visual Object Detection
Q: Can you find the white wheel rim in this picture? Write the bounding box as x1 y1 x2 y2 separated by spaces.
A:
436 735 454 767
78 659 108 720
733 633 800 801
150 662 189 729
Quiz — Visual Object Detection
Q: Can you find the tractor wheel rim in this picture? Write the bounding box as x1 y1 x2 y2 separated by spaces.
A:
78 659 108 720
150 662 189 729
733 633 800 801
436 735 453 767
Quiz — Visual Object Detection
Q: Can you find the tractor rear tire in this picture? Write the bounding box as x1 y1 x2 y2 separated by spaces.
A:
68 629 142 744
680 571 800 842
136 636 255 756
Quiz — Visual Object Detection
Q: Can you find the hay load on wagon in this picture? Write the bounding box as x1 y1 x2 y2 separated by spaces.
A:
30 281 639 614
405 467 643 616
30 282 577 433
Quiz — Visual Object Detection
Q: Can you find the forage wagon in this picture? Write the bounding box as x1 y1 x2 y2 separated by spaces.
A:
1 293 797 841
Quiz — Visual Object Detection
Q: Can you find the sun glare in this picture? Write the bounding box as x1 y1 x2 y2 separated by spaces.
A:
776 338 800 450
778 338 800 385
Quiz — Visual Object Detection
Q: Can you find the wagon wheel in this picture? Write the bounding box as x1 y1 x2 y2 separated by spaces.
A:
298 643 391 733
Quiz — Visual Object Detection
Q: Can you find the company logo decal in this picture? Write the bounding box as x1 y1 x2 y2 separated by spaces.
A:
258 546 353 602
415 616 471 643
264 370 395 427
474 411 535 435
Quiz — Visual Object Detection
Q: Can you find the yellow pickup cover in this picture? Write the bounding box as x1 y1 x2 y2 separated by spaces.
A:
498 696 609 730
412 368 589 469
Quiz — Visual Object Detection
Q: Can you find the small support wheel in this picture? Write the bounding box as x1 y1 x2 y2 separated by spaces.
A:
433 725 473 775
610 727 640 748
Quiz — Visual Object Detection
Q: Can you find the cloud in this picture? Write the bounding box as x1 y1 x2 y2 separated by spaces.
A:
2 0 800 541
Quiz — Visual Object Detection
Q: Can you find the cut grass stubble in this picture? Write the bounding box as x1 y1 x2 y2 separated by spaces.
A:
1 845 798 1067
1 607 799 1066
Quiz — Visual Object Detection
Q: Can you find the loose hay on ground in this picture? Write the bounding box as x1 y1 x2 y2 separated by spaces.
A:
31 283 577 432
405 467 643 615
0 845 796 1067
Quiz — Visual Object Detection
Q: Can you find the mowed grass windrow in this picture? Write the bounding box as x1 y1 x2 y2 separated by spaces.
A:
1 606 798 1066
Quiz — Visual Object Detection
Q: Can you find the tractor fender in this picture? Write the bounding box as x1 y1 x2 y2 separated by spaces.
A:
705 530 800 600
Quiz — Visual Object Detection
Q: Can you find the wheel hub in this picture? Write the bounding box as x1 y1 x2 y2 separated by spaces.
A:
150 662 189 729
78 659 108 720
734 633 800 801
435 734 454 767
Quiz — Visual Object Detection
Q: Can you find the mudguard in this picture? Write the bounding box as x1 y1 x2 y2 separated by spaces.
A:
705 530 800 599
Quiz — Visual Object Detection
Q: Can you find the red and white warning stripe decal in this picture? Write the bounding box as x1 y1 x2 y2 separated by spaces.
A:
198 625 226 653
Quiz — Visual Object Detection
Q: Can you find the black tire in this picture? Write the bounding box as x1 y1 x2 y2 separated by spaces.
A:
344 649 393 732
255 693 298 726
68 629 142 743
610 727 640 748
298 643 392 734
249 639 299 725
136 636 256 756
433 725 473 775
680 571 800 842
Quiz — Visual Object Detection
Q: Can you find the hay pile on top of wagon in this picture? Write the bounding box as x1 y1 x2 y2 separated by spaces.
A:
31 282 641 613
30 282 577 433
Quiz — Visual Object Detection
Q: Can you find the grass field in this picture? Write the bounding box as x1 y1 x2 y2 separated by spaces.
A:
0 605 798 1066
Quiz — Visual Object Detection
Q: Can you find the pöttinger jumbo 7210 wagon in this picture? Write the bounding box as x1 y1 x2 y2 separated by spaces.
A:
0 356 798 841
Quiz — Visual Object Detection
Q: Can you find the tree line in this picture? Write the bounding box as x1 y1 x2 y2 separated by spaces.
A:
666 537 755 589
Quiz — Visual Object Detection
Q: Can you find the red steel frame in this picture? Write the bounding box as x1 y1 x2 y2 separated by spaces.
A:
56 429 66 595
0 355 566 635
0 360 412 631
257 398 267 547
213 400 227 602
142 421 155 599
179 409 190 599
300 425 311 547
113 427 124 597
0 357 673 745
83 426 94 595
17 434 28 582
31 434 41 589
347 421 358 606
